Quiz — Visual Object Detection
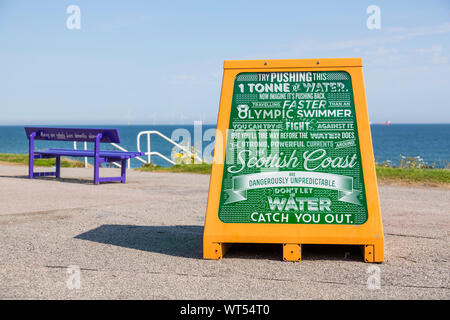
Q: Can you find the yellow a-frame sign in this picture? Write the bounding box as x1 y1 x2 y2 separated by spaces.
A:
203 58 384 262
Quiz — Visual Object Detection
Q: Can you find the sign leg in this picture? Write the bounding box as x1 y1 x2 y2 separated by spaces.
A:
203 242 230 260
363 245 375 262
363 241 383 263
283 244 302 261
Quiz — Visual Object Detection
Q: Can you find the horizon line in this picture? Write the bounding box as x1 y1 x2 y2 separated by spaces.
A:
0 122 449 126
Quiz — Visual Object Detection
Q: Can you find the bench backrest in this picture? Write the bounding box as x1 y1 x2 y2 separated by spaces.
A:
24 127 121 143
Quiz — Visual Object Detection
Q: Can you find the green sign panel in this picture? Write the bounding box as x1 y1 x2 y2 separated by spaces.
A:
218 71 368 225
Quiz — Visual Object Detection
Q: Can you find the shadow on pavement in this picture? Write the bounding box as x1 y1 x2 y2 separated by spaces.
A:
75 224 204 259
0 174 94 185
76 224 363 262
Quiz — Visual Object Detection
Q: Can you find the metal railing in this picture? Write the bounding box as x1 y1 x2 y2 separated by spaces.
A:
73 141 139 169
73 141 88 168
137 130 203 165
73 130 201 168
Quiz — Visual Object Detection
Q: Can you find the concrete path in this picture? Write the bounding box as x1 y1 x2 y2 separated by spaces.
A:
0 165 448 299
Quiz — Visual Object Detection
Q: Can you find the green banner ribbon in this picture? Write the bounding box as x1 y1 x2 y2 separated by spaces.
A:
224 171 361 205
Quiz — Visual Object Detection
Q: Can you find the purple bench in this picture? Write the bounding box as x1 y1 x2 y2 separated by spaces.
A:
25 127 145 184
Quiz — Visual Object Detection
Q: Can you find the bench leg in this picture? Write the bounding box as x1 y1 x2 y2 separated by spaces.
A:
121 159 127 183
93 133 101 185
94 160 100 185
29 153 34 179
28 134 35 179
55 156 61 178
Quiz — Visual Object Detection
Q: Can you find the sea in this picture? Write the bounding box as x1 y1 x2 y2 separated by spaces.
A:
0 124 449 168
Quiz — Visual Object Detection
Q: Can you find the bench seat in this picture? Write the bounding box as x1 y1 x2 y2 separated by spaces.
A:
35 148 144 159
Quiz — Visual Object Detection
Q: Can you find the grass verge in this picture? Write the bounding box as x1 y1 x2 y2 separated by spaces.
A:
375 166 450 185
139 163 449 186
0 153 85 168
1 154 448 186
138 163 212 174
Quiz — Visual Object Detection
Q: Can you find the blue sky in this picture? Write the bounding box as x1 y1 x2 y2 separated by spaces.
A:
0 0 449 124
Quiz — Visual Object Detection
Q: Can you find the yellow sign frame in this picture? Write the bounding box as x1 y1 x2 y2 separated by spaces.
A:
203 58 384 262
